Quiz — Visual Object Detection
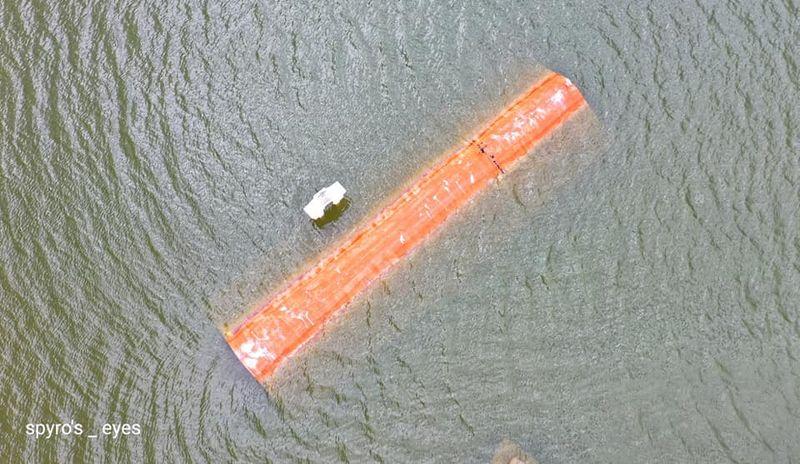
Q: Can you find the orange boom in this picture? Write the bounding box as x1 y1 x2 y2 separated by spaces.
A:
227 71 587 382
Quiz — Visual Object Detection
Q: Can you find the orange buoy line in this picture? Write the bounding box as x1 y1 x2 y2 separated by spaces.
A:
227 71 587 382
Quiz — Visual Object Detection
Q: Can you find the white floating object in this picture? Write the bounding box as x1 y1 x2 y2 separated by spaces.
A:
303 182 346 220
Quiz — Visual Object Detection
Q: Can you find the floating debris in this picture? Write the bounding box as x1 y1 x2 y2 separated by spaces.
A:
303 181 347 220
491 439 539 464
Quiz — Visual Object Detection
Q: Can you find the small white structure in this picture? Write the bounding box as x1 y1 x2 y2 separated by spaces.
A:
303 182 346 220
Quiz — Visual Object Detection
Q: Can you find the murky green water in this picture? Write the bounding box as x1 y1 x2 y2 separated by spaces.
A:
2 1 799 462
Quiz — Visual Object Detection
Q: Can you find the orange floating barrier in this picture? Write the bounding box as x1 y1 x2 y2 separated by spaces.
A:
227 71 587 382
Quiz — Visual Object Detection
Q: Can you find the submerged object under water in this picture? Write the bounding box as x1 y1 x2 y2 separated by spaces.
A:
226 71 588 382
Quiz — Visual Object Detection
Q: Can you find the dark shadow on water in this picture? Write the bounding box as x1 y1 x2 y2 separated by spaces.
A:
311 197 351 230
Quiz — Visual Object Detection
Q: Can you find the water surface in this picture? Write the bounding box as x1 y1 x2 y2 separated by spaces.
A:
1 0 798 462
